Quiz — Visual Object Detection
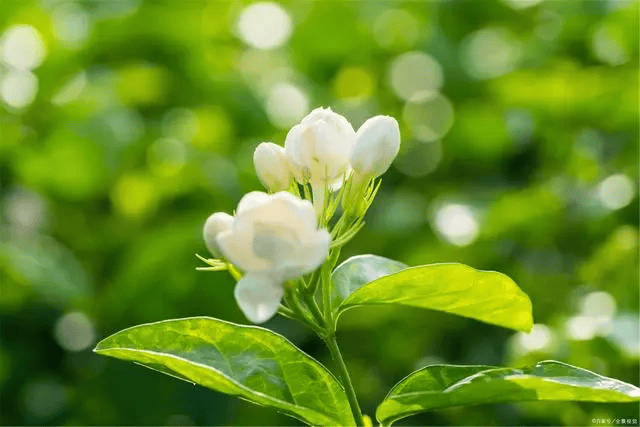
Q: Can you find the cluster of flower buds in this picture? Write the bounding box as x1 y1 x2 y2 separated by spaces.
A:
202 107 400 323
255 107 400 193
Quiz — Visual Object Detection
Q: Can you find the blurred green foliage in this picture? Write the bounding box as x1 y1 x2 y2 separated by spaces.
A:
0 0 638 425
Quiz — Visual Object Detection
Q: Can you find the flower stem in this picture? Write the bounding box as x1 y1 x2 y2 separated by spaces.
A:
324 332 365 427
283 285 323 334
303 292 325 327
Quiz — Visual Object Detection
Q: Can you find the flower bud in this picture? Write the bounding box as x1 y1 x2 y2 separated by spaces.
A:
203 212 234 257
253 142 291 192
284 107 356 186
213 191 330 323
351 115 401 178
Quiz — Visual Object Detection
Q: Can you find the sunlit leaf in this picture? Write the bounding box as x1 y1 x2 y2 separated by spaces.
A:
94 317 355 426
377 360 640 426
331 255 407 310
335 261 533 332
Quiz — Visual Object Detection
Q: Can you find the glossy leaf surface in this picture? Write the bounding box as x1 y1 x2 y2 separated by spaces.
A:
336 261 533 332
377 361 640 426
94 317 355 426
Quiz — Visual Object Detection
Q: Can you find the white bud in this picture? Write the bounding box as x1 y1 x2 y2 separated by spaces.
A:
253 142 291 192
203 212 234 257
284 107 356 186
215 191 330 323
351 115 401 178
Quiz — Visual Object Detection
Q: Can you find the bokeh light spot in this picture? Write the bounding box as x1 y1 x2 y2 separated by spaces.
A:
161 108 199 143
4 187 49 231
580 291 616 321
614 225 638 251
592 23 629 66
433 204 479 247
53 311 96 352
535 9 563 41
515 324 553 353
461 27 521 80
117 64 168 106
607 315 640 357
394 140 442 177
388 51 443 101
565 315 599 341
265 82 309 129
192 106 233 150
238 49 288 82
334 67 374 103
237 2 292 50
22 378 68 420
373 9 418 50
51 3 92 49
596 174 635 210
0 25 47 70
403 93 454 142
111 174 157 218
1 69 38 109
147 138 187 177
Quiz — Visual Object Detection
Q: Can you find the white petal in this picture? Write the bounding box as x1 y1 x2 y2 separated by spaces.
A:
274 228 330 281
237 191 271 214
203 212 234 256
236 193 317 243
271 192 318 231
284 124 308 180
300 106 330 125
252 223 301 266
234 273 284 323
217 228 270 271
302 229 331 273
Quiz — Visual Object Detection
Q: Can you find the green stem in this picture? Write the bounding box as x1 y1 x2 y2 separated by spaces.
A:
324 332 365 427
303 292 325 327
283 286 323 334
321 258 332 319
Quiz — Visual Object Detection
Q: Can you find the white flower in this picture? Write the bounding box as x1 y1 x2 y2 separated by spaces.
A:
253 142 291 192
284 107 356 186
212 191 330 323
203 212 234 257
351 115 401 178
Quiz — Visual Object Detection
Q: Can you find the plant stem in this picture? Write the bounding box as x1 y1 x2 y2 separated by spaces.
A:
324 332 365 427
283 285 323 334
303 292 325 327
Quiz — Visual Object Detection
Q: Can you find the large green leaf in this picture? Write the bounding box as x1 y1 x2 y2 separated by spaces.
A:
335 261 533 332
377 360 640 426
94 317 355 426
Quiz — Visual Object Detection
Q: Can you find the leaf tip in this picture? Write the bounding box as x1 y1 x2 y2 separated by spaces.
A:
92 336 111 354
514 291 534 332
516 310 534 333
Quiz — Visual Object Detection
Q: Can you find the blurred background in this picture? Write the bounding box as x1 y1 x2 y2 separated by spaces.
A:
0 0 638 425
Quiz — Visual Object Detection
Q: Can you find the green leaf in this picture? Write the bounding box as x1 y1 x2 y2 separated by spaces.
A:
335 261 533 332
331 255 408 310
376 360 640 426
94 317 355 426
